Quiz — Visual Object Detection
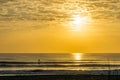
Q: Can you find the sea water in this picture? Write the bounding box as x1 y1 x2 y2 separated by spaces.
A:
0 53 120 75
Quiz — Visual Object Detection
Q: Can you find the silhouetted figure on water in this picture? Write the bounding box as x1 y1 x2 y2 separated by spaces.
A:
38 59 40 65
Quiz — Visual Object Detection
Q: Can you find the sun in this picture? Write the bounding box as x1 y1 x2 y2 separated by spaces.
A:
73 16 84 26
68 15 90 31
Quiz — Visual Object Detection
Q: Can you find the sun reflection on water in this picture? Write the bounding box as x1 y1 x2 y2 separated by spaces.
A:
72 53 83 61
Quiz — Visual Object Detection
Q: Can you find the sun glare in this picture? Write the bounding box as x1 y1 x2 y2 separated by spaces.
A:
72 53 83 61
73 16 85 26
68 15 90 31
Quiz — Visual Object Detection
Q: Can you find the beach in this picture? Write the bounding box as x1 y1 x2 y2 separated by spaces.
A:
0 0 120 79
0 53 120 80
0 75 120 80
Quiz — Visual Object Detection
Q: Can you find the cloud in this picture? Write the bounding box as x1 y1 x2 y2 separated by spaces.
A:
0 0 119 21
0 0 12 3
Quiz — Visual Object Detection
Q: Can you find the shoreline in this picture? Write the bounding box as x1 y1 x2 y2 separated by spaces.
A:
0 69 120 76
0 75 120 80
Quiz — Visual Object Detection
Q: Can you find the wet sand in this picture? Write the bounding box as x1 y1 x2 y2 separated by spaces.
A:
0 75 120 80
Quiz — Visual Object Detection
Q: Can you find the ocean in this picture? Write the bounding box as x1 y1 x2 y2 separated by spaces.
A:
0 53 120 76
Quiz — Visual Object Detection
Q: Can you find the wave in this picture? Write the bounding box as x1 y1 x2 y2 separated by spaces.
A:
0 69 120 76
0 61 120 68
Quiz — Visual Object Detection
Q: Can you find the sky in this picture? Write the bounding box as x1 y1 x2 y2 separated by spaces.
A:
0 0 120 53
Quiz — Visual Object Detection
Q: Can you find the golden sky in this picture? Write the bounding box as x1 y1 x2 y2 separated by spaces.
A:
0 0 120 53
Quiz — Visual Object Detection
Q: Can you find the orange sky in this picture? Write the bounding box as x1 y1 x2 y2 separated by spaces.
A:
0 0 120 53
